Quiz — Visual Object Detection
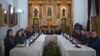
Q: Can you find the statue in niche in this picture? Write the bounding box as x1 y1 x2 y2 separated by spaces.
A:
48 7 52 16
34 9 38 17
62 9 65 16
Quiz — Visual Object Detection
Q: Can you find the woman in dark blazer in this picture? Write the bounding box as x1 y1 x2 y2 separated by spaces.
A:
14 30 26 45
4 29 15 56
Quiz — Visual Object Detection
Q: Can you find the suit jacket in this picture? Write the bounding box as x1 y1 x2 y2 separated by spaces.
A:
80 34 87 45
46 30 53 35
55 29 61 35
14 36 25 45
4 37 15 56
88 37 100 56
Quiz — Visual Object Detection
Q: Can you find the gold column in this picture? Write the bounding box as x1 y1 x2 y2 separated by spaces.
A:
57 4 60 18
28 4 33 26
67 4 71 18
39 4 42 27
39 4 42 18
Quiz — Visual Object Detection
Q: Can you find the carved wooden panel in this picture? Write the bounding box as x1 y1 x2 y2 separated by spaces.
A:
28 0 72 32
91 16 100 36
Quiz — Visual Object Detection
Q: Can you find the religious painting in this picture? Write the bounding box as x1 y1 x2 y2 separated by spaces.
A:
8 5 17 27
0 4 3 26
12 13 18 26
8 4 14 27
3 9 8 24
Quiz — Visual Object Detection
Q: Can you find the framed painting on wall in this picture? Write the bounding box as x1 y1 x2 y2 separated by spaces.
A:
8 5 13 27
0 4 3 26
8 4 14 27
8 4 18 27
12 13 18 26
3 9 8 25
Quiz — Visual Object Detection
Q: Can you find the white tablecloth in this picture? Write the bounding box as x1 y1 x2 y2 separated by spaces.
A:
10 35 46 56
57 35 96 56
10 35 96 56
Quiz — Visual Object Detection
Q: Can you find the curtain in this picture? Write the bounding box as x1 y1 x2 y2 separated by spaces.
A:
86 0 91 31
95 0 99 16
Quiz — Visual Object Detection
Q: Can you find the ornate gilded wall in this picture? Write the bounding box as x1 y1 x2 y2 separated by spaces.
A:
28 0 72 32
91 16 100 36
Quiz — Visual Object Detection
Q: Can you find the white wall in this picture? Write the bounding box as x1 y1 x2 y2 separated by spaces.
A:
0 0 28 39
72 0 88 29
90 0 96 16
0 0 11 39
17 0 28 29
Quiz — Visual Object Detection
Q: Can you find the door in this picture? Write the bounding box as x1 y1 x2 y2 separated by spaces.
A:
61 18 66 33
33 18 39 33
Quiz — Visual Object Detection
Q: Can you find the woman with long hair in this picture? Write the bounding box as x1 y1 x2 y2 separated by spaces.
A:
14 29 25 46
4 29 15 56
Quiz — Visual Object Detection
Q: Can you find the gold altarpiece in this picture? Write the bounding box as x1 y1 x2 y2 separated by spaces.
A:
28 0 72 32
91 16 100 36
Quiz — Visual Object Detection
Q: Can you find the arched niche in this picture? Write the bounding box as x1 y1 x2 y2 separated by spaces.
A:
33 6 39 17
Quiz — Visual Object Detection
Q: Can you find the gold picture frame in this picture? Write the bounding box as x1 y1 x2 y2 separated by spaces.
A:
3 9 8 25
0 4 3 26
8 4 18 27
12 13 18 26
8 4 13 27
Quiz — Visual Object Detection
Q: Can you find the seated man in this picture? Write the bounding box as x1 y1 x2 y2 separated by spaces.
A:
38 27 43 34
46 27 53 35
80 29 87 45
85 31 92 44
55 28 61 35
72 28 81 41
88 31 100 56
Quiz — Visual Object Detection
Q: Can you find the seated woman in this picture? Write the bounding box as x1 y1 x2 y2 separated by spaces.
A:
20 28 26 38
29 27 34 36
26 27 34 39
14 29 26 46
4 29 15 56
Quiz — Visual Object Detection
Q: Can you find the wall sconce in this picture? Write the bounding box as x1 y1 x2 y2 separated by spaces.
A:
17 9 24 28
4 9 7 14
17 9 24 13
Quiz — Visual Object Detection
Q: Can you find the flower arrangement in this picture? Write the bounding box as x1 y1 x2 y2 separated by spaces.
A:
43 41 61 56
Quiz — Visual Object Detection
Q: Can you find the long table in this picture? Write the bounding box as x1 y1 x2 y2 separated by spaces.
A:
57 35 96 56
10 34 96 56
10 35 46 56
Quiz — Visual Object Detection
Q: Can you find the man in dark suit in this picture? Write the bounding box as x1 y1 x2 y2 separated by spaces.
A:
55 28 61 35
80 29 87 45
38 27 43 34
72 28 81 40
74 23 83 30
88 31 100 56
46 27 53 35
